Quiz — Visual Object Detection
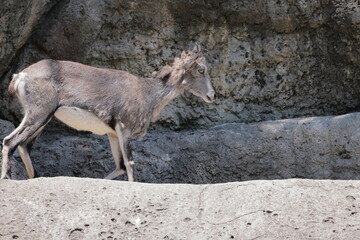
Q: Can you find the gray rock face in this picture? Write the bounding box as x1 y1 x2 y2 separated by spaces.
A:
1 177 359 239
0 0 59 76
1 113 360 183
1 0 360 128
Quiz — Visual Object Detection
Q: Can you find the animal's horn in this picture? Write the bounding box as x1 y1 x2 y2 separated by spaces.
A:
192 43 202 53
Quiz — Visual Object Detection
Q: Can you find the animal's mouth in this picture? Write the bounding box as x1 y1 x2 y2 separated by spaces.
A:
189 89 215 103
202 89 215 103
204 95 214 103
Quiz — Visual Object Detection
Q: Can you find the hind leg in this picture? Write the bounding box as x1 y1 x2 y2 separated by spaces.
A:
1 121 29 179
1 115 51 179
17 122 49 179
2 71 59 179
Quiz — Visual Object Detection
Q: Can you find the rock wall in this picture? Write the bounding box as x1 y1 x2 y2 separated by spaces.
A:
2 113 360 183
1 0 360 128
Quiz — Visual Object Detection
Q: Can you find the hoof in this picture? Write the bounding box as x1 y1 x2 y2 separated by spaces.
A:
33 169 40 178
0 173 11 180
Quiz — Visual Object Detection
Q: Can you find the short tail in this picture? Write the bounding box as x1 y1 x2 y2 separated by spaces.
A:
8 74 19 98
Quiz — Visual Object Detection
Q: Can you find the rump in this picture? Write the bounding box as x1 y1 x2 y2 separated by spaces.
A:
8 74 19 97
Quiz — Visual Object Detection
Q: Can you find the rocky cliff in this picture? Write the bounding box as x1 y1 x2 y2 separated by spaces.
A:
1 0 360 128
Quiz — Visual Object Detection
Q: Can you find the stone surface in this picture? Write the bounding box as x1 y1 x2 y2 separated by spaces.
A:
0 0 59 76
1 113 360 183
0 119 14 140
1 0 360 128
0 177 359 239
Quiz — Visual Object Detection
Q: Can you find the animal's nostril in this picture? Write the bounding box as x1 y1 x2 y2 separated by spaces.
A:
207 92 215 102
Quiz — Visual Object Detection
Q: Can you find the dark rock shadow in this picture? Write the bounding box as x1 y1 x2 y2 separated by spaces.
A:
2 113 360 184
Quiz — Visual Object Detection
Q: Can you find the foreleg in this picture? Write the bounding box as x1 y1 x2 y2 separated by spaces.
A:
114 122 135 182
104 133 126 180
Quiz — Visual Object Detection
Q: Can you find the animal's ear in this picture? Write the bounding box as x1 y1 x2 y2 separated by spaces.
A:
181 43 203 69
181 51 188 59
192 43 202 54
183 57 196 70
157 65 173 81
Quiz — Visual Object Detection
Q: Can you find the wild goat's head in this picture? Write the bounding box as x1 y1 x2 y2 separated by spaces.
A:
180 44 215 103
158 44 215 103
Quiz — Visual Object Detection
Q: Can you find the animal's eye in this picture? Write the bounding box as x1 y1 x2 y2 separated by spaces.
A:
198 68 205 74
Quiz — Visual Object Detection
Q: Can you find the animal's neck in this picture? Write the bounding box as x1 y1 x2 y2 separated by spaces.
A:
150 78 184 123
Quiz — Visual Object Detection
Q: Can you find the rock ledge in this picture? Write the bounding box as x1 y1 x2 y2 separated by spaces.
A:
1 177 359 239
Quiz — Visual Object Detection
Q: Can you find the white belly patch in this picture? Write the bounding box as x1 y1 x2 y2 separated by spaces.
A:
54 106 117 136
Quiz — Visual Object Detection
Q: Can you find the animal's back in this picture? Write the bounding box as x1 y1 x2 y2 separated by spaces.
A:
10 59 157 135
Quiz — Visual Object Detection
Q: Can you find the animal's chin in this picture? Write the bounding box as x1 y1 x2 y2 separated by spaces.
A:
189 89 213 103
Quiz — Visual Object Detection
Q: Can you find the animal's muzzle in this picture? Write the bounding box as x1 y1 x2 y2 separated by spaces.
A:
206 90 215 103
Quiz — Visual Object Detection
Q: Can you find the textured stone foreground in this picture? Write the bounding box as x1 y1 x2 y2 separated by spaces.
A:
0 177 359 239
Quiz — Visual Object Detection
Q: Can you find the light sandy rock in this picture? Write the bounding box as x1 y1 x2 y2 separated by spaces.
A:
0 177 359 239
